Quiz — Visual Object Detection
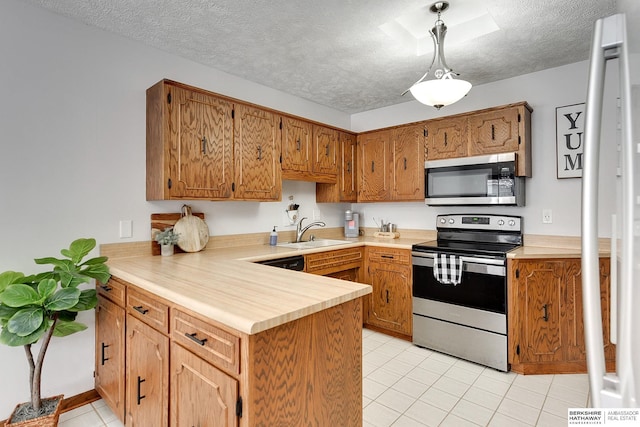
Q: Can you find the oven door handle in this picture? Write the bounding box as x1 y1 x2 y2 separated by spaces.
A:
412 253 506 277
412 251 505 266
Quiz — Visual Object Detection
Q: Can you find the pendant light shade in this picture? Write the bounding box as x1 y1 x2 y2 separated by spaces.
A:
403 1 472 109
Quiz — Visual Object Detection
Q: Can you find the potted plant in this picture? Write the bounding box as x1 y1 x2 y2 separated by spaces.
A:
154 227 180 256
0 238 110 426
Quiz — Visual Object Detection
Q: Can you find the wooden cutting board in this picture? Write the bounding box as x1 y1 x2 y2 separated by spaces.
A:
150 212 206 256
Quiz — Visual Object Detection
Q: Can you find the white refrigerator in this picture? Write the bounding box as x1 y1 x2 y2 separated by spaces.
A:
582 2 640 408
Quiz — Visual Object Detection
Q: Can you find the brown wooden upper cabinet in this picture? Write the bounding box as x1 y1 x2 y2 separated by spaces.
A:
357 129 391 201
425 116 467 160
316 132 358 202
146 80 281 201
281 119 339 183
425 102 532 177
354 125 425 202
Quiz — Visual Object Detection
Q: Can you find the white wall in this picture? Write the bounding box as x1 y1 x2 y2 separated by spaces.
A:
0 0 350 418
0 0 625 419
351 61 620 238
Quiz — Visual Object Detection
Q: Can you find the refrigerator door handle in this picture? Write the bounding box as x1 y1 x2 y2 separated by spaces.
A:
583 13 635 408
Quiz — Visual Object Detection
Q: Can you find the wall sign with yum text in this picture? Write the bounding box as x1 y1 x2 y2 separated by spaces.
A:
556 102 585 179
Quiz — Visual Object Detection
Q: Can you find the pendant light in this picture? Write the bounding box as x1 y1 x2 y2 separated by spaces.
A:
403 1 472 109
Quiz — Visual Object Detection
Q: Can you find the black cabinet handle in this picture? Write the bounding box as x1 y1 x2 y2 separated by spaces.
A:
257 145 263 160
202 136 207 154
444 132 448 146
542 304 549 322
404 158 407 170
491 124 495 140
346 161 351 173
296 138 301 151
100 285 112 292
371 161 375 173
185 332 208 346
133 306 149 315
381 255 394 259
386 290 389 304
325 143 330 156
101 343 110 366
137 376 146 405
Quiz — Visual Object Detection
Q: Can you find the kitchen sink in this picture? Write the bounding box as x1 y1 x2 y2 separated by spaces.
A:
276 239 353 249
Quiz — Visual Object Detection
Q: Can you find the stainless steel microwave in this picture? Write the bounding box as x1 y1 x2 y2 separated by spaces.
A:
424 153 525 206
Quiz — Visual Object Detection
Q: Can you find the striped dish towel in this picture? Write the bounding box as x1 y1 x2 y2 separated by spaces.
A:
433 254 463 286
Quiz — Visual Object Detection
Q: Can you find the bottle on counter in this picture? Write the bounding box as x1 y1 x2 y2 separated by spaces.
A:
269 226 278 246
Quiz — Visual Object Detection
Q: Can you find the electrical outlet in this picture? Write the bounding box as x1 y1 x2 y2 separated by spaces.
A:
542 209 553 224
312 209 321 220
119 220 133 238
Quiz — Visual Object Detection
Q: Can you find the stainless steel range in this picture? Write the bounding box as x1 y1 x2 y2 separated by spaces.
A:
412 214 522 371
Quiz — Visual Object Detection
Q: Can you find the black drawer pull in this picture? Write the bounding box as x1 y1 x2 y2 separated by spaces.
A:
100 285 112 292
542 304 549 322
133 306 149 315
137 376 146 405
381 255 395 259
186 332 208 346
101 343 110 365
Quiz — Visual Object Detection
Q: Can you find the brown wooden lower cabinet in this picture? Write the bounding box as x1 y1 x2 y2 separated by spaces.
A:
304 247 363 281
363 247 412 339
95 294 125 423
96 276 363 426
508 257 615 374
170 342 239 427
125 314 169 427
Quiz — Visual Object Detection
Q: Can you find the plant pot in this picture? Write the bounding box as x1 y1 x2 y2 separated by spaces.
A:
161 244 174 256
6 394 63 427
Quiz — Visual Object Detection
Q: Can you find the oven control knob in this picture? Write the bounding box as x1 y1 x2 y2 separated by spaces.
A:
497 219 505 226
439 218 446 224
508 220 516 226
448 218 455 224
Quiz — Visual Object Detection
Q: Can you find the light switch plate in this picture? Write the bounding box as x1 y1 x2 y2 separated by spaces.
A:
119 220 133 238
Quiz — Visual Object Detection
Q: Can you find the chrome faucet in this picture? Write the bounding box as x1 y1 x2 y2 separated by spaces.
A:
296 217 326 242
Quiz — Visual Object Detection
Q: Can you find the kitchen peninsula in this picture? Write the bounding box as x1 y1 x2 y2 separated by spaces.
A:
97 251 371 427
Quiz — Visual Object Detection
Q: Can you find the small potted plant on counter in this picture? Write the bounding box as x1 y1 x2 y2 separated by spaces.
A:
0 238 111 426
154 227 180 256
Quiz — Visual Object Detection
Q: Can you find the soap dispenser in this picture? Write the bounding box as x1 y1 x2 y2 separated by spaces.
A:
269 226 278 246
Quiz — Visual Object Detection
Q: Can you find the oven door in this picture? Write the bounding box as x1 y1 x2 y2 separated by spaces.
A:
412 251 506 314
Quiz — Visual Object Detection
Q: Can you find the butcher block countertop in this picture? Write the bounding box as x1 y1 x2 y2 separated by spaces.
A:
103 229 610 335
108 252 371 335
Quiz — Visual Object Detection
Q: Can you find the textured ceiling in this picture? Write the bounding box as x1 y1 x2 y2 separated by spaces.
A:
24 0 622 113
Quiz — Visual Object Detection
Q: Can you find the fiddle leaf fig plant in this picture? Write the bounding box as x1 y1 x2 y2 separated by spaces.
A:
0 238 111 418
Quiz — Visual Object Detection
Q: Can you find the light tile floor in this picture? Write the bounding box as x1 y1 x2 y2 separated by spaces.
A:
59 329 590 427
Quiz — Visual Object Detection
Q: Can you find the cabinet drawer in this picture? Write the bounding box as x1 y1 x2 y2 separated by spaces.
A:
171 309 241 376
127 287 169 334
97 278 126 307
305 247 363 275
367 248 410 264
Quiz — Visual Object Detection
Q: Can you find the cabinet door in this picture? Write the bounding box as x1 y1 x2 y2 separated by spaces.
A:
170 343 239 427
169 86 234 199
365 248 412 336
511 260 565 364
391 124 425 201
313 125 339 175
126 315 169 427
281 116 312 174
468 107 520 155
358 130 390 201
95 296 125 423
425 117 466 160
341 133 358 202
233 104 282 200
565 259 616 363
